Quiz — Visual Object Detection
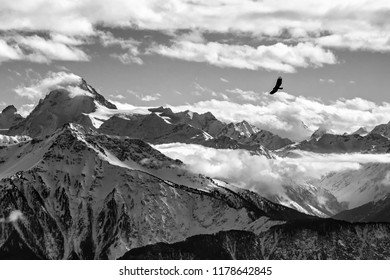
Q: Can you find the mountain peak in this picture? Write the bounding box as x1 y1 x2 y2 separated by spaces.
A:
352 126 369 136
8 78 117 138
311 126 335 139
1 105 17 115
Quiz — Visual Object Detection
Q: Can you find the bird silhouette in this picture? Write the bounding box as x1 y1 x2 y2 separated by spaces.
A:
269 76 283 94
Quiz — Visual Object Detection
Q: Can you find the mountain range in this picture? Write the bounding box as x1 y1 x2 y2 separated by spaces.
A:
1 77 390 259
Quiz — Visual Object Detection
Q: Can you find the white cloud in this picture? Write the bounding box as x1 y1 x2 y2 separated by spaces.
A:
14 71 86 100
148 41 336 72
109 94 126 100
0 34 89 64
319 78 335 83
15 35 89 63
110 53 143 65
141 94 161 102
2 0 390 54
154 143 390 196
18 103 35 117
0 39 23 62
220 77 229 83
169 92 390 141
128 90 161 102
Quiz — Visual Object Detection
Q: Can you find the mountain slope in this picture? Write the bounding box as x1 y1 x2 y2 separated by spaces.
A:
0 124 313 259
315 162 390 209
334 194 390 223
289 133 390 153
120 220 390 260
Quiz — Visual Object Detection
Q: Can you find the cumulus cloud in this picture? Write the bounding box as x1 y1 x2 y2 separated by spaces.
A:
154 143 390 196
2 0 390 68
18 103 35 117
141 94 161 102
0 34 89 64
148 41 336 72
1 0 390 54
0 210 24 223
169 92 390 141
128 90 161 102
110 53 143 65
14 71 88 100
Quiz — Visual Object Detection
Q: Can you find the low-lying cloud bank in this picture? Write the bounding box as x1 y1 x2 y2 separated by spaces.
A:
154 143 390 196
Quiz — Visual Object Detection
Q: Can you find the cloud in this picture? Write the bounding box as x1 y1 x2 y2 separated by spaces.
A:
14 71 88 100
154 143 390 196
18 103 35 117
2 0 390 54
110 53 143 65
220 77 229 83
0 34 89 64
141 94 161 102
148 41 336 72
99 31 143 64
0 210 24 223
168 92 390 141
128 90 161 102
0 39 23 62
109 94 126 100
319 78 335 83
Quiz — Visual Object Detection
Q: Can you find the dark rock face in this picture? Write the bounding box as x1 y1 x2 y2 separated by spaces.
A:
120 220 390 260
0 105 24 130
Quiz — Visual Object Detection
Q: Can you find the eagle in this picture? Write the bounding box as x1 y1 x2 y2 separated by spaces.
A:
269 76 283 94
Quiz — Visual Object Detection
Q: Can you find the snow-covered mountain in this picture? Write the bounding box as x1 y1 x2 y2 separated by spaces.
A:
98 109 274 157
287 133 390 153
217 120 293 150
310 126 336 140
0 123 314 259
149 106 225 137
7 79 117 138
0 135 31 146
315 162 390 209
2 76 390 260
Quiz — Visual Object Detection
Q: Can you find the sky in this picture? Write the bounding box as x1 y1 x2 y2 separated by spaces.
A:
2 0 390 140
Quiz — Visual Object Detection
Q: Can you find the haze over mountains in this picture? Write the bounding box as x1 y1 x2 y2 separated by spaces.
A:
1 76 390 259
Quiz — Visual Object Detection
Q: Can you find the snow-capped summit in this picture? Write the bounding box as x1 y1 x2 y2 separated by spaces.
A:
310 126 335 140
8 78 117 138
217 121 293 150
148 106 225 137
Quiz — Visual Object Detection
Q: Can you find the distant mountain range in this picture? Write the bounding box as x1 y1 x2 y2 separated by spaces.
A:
1 77 390 259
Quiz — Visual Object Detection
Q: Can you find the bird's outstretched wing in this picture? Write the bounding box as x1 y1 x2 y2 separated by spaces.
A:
269 76 283 95
269 88 277 94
